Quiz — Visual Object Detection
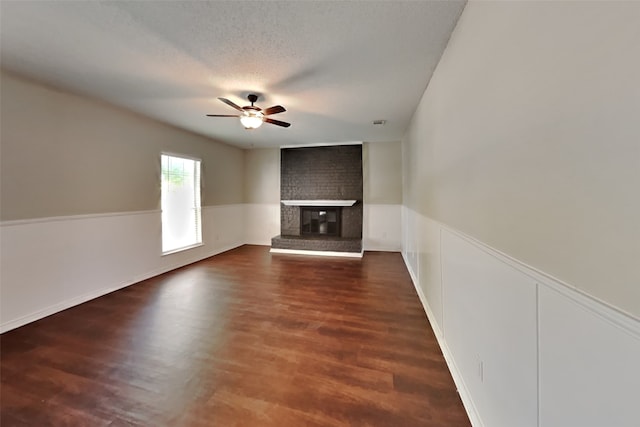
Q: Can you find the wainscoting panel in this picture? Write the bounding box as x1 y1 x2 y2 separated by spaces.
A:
538 285 640 427
401 207 640 427
363 204 401 251
402 206 419 279
417 213 444 330
0 205 245 333
243 203 280 246
441 229 538 427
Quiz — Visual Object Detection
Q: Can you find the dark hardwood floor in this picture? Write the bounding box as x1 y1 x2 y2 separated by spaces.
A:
1 245 470 426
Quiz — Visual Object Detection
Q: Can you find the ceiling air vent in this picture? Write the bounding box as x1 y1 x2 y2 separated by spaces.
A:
373 120 386 125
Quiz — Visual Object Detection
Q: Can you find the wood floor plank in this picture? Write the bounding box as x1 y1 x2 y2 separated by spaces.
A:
1 245 469 426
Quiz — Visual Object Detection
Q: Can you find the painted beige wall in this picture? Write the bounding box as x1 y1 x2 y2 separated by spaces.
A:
243 148 280 204
403 2 640 316
363 141 402 204
1 72 244 221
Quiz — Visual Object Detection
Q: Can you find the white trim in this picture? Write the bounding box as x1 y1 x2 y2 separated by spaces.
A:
536 283 542 427
0 241 243 334
432 219 640 333
404 209 639 327
280 141 362 149
281 200 357 207
0 209 161 227
539 281 640 340
202 203 244 211
401 251 484 427
1 206 245 227
270 248 363 258
161 242 204 256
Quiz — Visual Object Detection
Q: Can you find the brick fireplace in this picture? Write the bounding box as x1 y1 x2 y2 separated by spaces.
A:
271 144 363 255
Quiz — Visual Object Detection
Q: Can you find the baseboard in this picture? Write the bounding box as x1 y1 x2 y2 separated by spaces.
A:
244 238 273 246
0 242 243 333
362 244 401 252
401 251 484 427
270 248 364 258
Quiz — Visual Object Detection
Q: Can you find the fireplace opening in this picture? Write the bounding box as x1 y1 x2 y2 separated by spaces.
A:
301 207 341 236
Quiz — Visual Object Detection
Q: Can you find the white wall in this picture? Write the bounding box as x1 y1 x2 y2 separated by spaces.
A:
401 2 640 425
1 206 244 332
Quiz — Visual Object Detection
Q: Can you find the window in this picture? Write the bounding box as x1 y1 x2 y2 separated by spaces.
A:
161 154 202 254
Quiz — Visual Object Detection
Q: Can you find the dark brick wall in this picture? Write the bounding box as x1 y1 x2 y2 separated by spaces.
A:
281 205 300 236
280 145 363 238
281 145 363 200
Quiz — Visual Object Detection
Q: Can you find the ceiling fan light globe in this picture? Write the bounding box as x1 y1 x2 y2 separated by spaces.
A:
240 112 264 129
240 115 263 129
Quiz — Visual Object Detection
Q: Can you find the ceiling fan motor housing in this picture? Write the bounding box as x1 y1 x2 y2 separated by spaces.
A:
247 94 259 104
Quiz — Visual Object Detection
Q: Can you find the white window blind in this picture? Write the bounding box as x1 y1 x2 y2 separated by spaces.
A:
161 154 202 253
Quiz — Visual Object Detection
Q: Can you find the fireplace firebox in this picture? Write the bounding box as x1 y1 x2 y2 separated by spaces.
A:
300 207 341 236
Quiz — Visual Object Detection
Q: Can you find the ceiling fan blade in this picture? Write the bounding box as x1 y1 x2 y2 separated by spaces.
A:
263 105 286 116
206 114 240 117
264 118 291 128
218 97 244 112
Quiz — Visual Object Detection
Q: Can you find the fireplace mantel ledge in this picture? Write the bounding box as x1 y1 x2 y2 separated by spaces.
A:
281 200 357 207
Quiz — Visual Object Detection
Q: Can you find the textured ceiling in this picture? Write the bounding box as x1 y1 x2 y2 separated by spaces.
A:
0 1 465 148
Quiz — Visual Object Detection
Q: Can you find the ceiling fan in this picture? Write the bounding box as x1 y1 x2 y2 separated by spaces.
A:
207 94 290 129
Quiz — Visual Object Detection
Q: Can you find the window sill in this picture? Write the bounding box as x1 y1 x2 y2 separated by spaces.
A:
162 242 204 256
